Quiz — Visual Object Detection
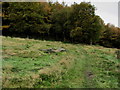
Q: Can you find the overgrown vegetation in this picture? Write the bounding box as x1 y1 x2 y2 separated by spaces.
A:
1 1 120 88
2 2 120 48
2 36 120 88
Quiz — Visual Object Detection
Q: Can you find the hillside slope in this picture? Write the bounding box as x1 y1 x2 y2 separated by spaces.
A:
2 36 120 88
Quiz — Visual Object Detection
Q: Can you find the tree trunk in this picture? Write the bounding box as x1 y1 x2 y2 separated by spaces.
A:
63 30 65 42
90 39 93 45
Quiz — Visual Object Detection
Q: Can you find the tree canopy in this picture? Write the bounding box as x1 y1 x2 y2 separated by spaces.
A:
2 2 120 48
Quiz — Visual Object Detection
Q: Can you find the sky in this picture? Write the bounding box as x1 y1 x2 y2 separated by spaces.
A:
48 0 119 27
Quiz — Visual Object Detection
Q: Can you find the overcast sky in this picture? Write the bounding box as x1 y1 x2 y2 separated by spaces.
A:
48 0 119 27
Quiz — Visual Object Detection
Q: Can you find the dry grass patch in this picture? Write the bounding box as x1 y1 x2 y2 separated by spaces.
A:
39 55 74 76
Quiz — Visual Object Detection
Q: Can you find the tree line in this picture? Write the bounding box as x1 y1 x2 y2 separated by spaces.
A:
2 2 120 48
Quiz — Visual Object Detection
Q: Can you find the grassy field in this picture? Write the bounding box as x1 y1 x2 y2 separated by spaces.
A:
2 36 120 88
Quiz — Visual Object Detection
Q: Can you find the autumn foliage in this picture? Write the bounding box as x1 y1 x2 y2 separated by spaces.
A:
2 2 120 48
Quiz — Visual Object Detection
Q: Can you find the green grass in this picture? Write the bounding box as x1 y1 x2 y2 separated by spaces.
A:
2 36 120 88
